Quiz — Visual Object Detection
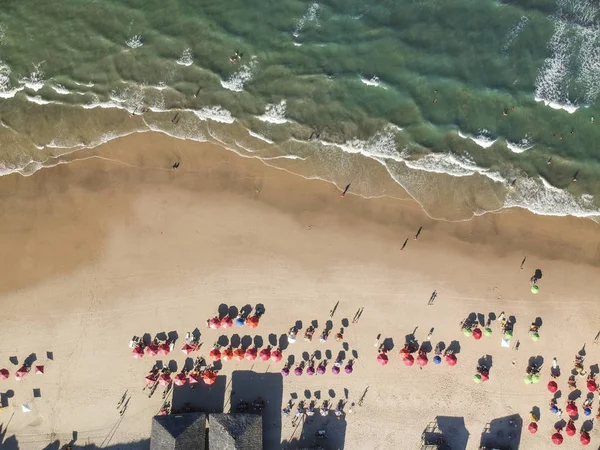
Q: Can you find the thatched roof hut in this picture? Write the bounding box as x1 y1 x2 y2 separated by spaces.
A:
150 412 207 450
208 413 262 449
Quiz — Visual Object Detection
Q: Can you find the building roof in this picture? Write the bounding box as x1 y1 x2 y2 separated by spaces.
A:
150 412 207 450
208 413 262 450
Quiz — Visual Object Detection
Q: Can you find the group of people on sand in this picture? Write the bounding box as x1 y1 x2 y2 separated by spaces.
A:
284 398 346 423
287 325 344 344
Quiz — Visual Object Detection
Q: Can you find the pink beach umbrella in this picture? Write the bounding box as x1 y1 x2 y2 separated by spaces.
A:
181 344 194 355
259 348 271 361
332 365 340 375
547 381 558 393
270 349 283 363
174 372 188 386
472 328 482 340
580 432 591 446
145 374 157 385
222 348 234 361
220 316 233 329
281 366 290 377
403 355 415 366
208 317 221 329
15 366 28 381
587 379 597 392
566 403 578 417
0 369 8 380
552 433 563 445
294 366 303 376
565 423 576 437
132 345 145 359
203 371 217 385
417 354 428 367
317 364 326 375
146 343 159 357
158 343 170 356
344 364 353 374
34 366 44 375
306 366 316 376
527 422 538 434
376 353 389 366
245 348 257 361
233 348 245 361
209 348 221 362
445 354 457 366
188 372 200 384
158 373 172 387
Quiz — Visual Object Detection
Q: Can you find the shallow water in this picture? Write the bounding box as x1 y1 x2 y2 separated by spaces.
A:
0 0 600 220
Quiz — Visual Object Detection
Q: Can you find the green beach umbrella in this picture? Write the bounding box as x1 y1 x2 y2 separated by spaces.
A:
474 374 482 384
504 330 513 339
531 285 539 294
484 327 492 337
524 375 533 384
531 373 541 384
463 328 472 337
531 332 540 342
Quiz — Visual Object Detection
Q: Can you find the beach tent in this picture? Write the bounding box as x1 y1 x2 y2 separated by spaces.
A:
403 355 415 366
446 354 457 366
233 348 245 361
527 422 538 434
270 349 283 363
132 345 145 359
208 317 220 329
221 348 234 361
259 348 271 361
246 316 259 328
174 372 188 386
547 381 558 393
483 327 492 337
146 343 159 357
551 433 563 445
188 372 200 384
566 403 578 417
416 354 428 367
294 367 303 376
587 379 597 392
209 348 221 362
433 355 441 365
580 432 591 446
565 423 576 436
203 371 217 385
281 367 290 376
21 404 31 413
472 328 482 340
158 373 172 386
245 348 257 361
145 374 157 385
235 317 245 327
345 364 353 374
181 344 194 355
220 316 233 329
531 285 539 294
35 366 44 375
377 353 389 366
0 368 9 380
158 343 170 356
501 338 511 348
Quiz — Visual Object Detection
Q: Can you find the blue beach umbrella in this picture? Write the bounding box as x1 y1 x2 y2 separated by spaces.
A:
551 405 559 414
235 317 245 327
433 355 441 365
584 407 592 416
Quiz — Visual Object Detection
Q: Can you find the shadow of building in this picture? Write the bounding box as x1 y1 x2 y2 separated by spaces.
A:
172 374 227 414
281 415 347 450
479 414 522 450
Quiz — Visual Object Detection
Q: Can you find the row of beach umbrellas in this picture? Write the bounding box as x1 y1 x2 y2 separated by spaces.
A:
208 347 282 363
0 366 44 381
146 369 217 387
282 363 353 376
208 316 260 329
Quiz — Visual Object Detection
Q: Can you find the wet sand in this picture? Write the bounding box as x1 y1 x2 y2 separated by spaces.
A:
0 132 598 449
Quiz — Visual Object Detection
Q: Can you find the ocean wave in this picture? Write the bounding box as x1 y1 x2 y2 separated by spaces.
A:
321 130 402 162
21 62 45 92
193 106 234 124
126 35 143 49
256 100 289 124
402 152 505 183
176 48 193 66
51 84 70 95
506 137 534 153
220 58 257 92
360 76 385 88
293 3 321 38
248 130 274 144
457 129 497 148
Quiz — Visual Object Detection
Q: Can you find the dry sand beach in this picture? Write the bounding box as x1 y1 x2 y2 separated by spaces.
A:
0 132 600 449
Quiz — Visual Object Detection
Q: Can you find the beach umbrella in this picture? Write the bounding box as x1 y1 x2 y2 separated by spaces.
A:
317 365 326 375
208 317 221 329
446 354 457 366
524 375 533 384
220 316 233 329
551 433 563 445
531 373 541 384
566 403 578 417
531 333 540 342
332 365 340 375
15 366 28 380
146 343 159 357
565 423 576 436
433 355 441 365
473 374 482 384
551 405 559 414
188 372 200 384
584 407 592 416
527 422 538 434
209 348 221 362
235 317 245 327
271 349 283 363
132 346 145 359
221 347 234 361
158 343 170 356
203 371 217 385
246 316 259 328
307 366 316 376
417 354 428 367
287 332 297 344
0 369 8 380
145 374 157 385
463 328 472 337
294 366 303 376
483 327 492 337
174 372 188 386
547 381 558 393
233 348 245 361
481 371 489 382
472 328 482 340
181 344 194 355
504 330 513 339
403 355 415 366
259 348 271 361
531 285 539 294
580 432 591 446
158 373 171 386
587 380 597 392
377 353 389 366
245 348 258 361
400 348 410 358
345 364 353 374
281 367 290 377
35 366 44 375
21 404 31 413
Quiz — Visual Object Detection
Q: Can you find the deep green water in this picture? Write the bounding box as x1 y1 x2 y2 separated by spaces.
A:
0 0 599 219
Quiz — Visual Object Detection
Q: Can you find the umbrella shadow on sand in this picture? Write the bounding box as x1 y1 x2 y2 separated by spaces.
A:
447 341 461 354
217 303 229 319
478 355 493 371
382 338 394 351
568 389 581 401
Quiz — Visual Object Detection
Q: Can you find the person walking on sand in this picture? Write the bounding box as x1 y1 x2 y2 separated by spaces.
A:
400 238 408 251
341 183 351 198
414 226 422 240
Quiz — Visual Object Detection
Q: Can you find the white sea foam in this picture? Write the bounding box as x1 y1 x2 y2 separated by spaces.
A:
257 100 289 124
126 35 143 49
73 81 95 88
176 48 193 66
506 137 534 153
360 75 384 88
501 16 529 54
293 42 303 47
261 155 306 161
0 61 20 98
321 130 402 162
51 84 70 95
25 95 57 105
457 129 497 148
220 58 257 92
193 106 235 124
22 62 45 92
248 130 274 144
293 3 321 38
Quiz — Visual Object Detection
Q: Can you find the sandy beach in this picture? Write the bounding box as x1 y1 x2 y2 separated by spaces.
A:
0 132 599 449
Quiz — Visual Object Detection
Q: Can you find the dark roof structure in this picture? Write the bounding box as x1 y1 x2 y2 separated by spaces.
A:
208 413 263 450
150 412 207 450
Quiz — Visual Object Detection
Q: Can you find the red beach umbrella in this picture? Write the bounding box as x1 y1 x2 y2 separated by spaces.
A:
527 422 538 434
181 344 194 355
259 348 271 361
403 355 415 366
400 348 410 358
158 373 172 386
247 316 259 328
145 374 157 385
158 343 170 356
566 403 578 417
132 345 145 359
233 348 245 361
445 354 457 366
587 379 597 392
15 366 28 380
565 423 576 436
35 366 44 375
552 433 563 445
174 372 188 386
208 317 220 329
417 354 428 367
209 348 221 362
271 349 283 363
580 432 591 446
480 371 489 382
222 348 234 361
547 380 558 393
203 370 217 385
472 328 482 340
245 347 257 361
188 372 200 384
0 369 8 380
377 353 389 366
146 343 159 357
220 316 233 329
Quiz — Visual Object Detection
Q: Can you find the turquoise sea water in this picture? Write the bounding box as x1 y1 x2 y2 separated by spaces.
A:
0 0 599 220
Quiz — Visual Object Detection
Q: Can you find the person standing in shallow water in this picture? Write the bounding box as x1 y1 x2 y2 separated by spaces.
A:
341 184 351 198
